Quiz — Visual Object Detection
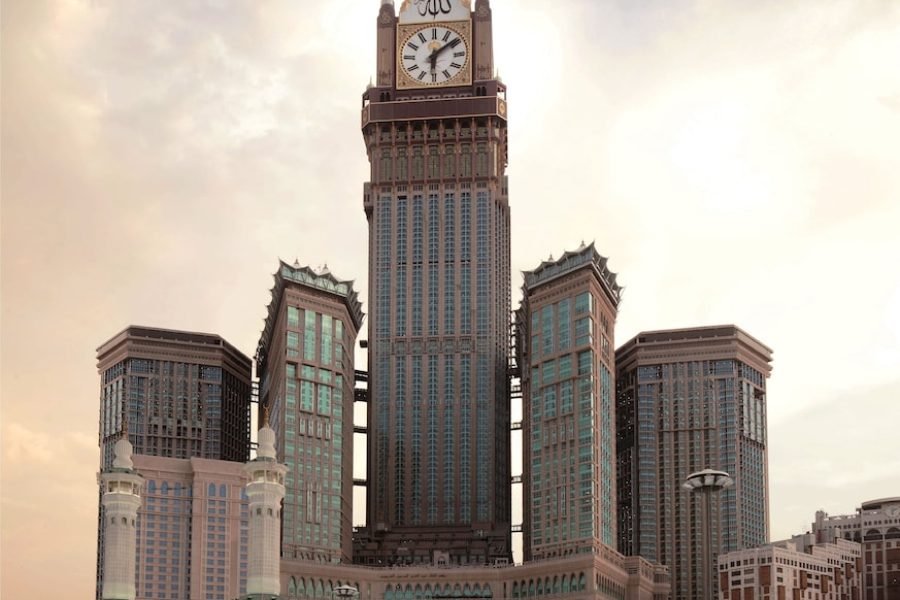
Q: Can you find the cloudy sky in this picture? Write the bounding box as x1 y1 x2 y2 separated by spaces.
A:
2 0 899 596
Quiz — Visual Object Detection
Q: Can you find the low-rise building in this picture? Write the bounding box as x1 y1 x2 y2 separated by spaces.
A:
812 497 900 600
282 549 670 600
717 534 861 600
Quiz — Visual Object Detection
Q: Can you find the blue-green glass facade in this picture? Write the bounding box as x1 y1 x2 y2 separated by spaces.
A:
518 245 622 561
365 175 511 564
615 327 772 600
256 263 363 564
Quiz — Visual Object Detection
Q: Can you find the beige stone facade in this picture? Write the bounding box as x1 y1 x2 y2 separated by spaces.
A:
717 535 861 600
812 497 900 600
282 550 669 600
131 454 250 600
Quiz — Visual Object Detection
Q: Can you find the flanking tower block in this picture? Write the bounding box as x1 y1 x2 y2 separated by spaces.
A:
244 422 288 600
99 438 144 600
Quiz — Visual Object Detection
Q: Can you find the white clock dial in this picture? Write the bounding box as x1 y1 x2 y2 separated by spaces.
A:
400 25 469 86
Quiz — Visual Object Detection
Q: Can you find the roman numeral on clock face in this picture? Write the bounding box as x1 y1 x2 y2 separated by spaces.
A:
449 38 461 48
404 55 416 61
442 70 451 79
408 64 420 72
418 32 427 43
443 31 452 42
408 42 419 51
432 28 438 40
454 51 465 58
418 71 427 81
450 63 462 69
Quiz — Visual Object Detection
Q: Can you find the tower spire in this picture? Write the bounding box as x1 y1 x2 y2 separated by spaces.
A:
244 425 286 598
99 438 143 600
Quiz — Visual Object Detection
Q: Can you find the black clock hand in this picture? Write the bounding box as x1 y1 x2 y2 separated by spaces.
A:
429 39 456 71
434 38 458 59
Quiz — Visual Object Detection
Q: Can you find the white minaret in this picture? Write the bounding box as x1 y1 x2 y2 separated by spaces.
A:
99 437 144 600
244 419 287 599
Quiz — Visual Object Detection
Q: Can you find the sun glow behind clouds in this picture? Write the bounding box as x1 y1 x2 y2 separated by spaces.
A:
2 1 900 598
492 3 564 139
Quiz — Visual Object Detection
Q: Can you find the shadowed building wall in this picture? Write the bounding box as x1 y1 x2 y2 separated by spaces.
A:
616 326 773 600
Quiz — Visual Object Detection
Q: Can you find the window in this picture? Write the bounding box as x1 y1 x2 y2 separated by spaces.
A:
300 381 314 412
574 292 592 314
558 355 572 379
574 317 591 347
413 147 424 179
397 147 408 180
288 306 300 328
444 145 456 177
428 146 440 179
304 311 316 361
287 331 299 349
460 145 472 177
321 315 333 365
558 299 571 350
475 143 488 176
380 150 392 181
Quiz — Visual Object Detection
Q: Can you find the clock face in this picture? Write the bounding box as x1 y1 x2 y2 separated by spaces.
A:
399 24 469 87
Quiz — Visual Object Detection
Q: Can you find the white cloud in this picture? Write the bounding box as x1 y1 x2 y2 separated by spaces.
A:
3 423 55 465
2 0 899 596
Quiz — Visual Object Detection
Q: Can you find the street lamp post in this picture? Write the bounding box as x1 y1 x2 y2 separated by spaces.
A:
683 469 734 600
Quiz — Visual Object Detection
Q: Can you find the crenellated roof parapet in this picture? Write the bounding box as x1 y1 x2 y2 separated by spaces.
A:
522 242 623 307
255 261 365 368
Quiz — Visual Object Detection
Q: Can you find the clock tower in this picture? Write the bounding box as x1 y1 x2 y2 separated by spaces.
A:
361 0 511 565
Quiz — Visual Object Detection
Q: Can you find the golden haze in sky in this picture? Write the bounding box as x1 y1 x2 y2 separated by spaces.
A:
2 0 900 597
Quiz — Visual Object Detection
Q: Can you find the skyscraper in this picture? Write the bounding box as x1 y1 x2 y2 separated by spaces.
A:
516 245 622 561
96 326 253 467
96 326 252 598
255 261 363 563
361 0 511 564
616 326 773 600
